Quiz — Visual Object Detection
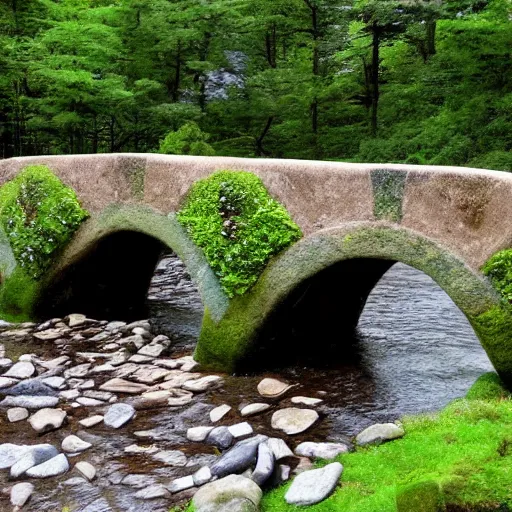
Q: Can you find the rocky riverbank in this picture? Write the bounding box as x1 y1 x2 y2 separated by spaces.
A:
0 314 405 512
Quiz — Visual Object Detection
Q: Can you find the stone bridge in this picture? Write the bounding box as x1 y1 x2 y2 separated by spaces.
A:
1 154 512 386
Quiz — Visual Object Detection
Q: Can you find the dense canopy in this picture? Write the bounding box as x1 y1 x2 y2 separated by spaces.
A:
0 0 511 170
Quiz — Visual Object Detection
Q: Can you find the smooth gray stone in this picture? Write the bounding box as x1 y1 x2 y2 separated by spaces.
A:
2 379 58 397
0 444 30 469
285 462 343 506
134 484 170 499
7 407 29 422
267 438 294 460
81 497 113 512
168 475 195 493
152 450 187 466
29 408 67 433
193 466 212 487
104 403 135 428
62 435 92 453
206 426 234 450
11 482 34 507
187 426 214 442
355 423 405 446
121 474 156 489
295 442 351 459
193 475 262 512
11 444 60 478
3 362 35 379
26 453 70 478
210 435 268 478
251 442 275 486
0 395 59 410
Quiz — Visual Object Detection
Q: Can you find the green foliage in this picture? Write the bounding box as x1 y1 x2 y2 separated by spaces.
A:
177 170 302 297
159 122 215 156
261 375 512 512
466 372 511 401
0 267 39 322
482 248 512 303
396 481 445 512
0 165 88 279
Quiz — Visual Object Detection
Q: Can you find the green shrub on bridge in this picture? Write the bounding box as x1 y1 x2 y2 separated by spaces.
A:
177 170 302 297
482 249 512 304
0 165 88 280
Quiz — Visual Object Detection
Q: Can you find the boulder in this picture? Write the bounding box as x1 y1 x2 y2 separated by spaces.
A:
10 444 60 478
26 453 69 478
251 442 275 486
257 378 292 398
355 423 405 446
29 408 67 433
10 482 34 508
295 442 350 459
271 408 319 435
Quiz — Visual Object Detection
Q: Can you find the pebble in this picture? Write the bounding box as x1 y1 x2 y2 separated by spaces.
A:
241 403 271 417
104 403 136 428
60 389 80 400
187 426 214 442
267 438 294 460
125 444 158 454
168 475 195 493
29 408 67 433
7 407 29 422
210 404 231 422
0 358 13 369
135 485 170 500
3 362 35 379
79 415 104 428
41 376 66 389
11 444 60 478
26 453 70 478
183 375 223 392
257 378 292 398
99 378 149 394
356 423 405 446
206 426 234 449
62 435 92 453
291 396 323 406
75 461 96 481
10 482 34 508
271 408 319 435
285 462 343 506
137 344 165 358
193 466 212 486
76 397 104 407
0 377 16 389
295 441 350 459
0 395 59 410
228 422 253 438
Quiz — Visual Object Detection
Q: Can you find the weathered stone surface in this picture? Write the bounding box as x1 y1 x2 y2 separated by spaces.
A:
7 407 29 422
240 403 270 417
104 403 136 428
285 462 343 506
64 363 91 379
41 376 66 390
62 435 92 453
26 453 70 478
291 396 323 406
206 426 234 449
3 379 58 397
210 435 267 478
168 475 195 494
67 313 87 327
11 482 34 507
228 422 253 439
267 438 294 460
193 475 262 512
183 375 223 392
99 378 149 394
257 378 292 398
79 415 104 428
271 408 319 435
33 329 64 341
355 423 405 446
0 444 30 469
152 450 187 466
187 426 214 442
11 444 60 478
295 442 350 459
60 389 80 400
29 408 66 433
251 442 275 486
210 404 231 423
167 388 194 407
121 474 156 488
3 362 35 379
0 377 16 389
138 343 165 358
75 461 96 481
38 356 70 370
0 395 59 410
76 397 104 407
131 366 171 384
193 466 212 487
135 485 170 500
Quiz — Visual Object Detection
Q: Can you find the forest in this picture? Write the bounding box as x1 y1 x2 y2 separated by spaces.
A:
0 0 511 170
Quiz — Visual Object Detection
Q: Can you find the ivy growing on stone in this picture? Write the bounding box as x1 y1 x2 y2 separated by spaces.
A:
177 170 302 297
0 165 89 279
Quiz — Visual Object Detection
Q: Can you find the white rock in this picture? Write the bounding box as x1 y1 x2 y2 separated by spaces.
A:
75 461 96 481
7 407 29 422
29 408 67 433
267 438 294 460
291 396 323 406
183 375 222 392
285 462 343 505
137 344 165 358
295 442 350 459
26 453 69 478
228 422 253 438
355 423 405 446
135 485 170 500
11 482 34 507
63 363 91 379
10 445 60 478
0 396 59 410
129 354 154 364
168 475 195 493
124 444 158 454
41 377 66 390
79 415 104 428
67 313 87 327
257 378 292 398
271 408 319 435
99 378 149 394
187 426 214 442
193 466 212 486
104 403 136 428
152 450 187 466
37 356 70 370
0 377 16 389
60 389 80 401
210 404 231 423
240 403 270 417
76 397 104 407
62 435 92 453
3 362 35 379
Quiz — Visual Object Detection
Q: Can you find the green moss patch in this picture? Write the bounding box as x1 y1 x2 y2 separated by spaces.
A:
0 165 89 279
371 169 407 223
482 248 512 304
261 373 512 512
177 170 302 297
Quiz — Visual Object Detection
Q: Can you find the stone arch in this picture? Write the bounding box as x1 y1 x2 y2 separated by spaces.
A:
34 204 229 322
195 222 512 387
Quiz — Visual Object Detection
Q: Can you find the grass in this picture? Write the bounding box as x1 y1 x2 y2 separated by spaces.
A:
261 373 512 512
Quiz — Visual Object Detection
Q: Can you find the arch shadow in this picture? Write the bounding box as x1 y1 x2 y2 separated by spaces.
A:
195 223 512 387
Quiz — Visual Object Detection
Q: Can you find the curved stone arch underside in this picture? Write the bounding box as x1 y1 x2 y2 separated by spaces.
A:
195 223 512 386
36 204 229 322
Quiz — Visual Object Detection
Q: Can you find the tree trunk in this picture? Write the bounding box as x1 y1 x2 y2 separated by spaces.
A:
426 19 436 58
255 116 274 157
370 26 380 137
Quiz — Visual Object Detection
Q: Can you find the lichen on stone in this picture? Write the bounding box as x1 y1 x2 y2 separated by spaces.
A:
371 169 407 222
177 170 302 298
